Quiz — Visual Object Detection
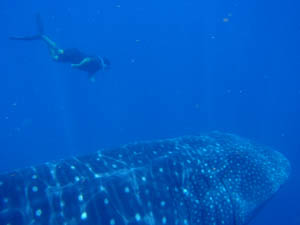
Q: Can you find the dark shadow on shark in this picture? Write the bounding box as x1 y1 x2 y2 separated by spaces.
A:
0 132 290 225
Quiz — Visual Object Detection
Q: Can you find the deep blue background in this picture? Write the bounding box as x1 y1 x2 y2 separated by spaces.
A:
0 0 299 224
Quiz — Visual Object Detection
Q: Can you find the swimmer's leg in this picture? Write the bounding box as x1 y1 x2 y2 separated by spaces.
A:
36 15 63 60
10 35 62 61
40 35 64 60
36 14 64 60
9 14 64 61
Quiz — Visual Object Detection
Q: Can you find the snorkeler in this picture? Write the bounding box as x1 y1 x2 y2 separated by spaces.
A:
9 14 110 81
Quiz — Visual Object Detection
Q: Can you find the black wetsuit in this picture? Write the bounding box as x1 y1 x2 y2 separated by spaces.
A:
57 48 87 64
57 48 106 74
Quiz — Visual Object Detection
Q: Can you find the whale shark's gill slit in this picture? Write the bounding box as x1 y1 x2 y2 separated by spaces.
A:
219 177 237 225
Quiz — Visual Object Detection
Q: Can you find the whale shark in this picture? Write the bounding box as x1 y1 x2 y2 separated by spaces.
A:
0 132 290 225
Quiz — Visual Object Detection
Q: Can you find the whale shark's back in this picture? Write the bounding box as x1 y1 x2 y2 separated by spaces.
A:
0 132 290 225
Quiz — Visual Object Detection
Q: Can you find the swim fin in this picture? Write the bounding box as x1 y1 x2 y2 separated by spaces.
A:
9 35 41 41
9 13 44 41
35 13 44 35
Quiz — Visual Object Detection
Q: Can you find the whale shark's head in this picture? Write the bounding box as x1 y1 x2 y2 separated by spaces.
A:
173 132 290 225
214 133 291 225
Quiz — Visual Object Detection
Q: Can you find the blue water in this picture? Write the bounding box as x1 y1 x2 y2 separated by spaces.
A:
0 0 299 224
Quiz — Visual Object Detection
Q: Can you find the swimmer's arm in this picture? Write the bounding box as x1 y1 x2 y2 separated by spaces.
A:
71 58 92 68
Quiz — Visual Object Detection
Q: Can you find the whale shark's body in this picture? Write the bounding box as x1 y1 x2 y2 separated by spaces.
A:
0 132 290 225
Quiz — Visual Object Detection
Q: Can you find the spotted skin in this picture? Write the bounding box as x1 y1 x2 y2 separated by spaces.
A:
0 132 290 225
